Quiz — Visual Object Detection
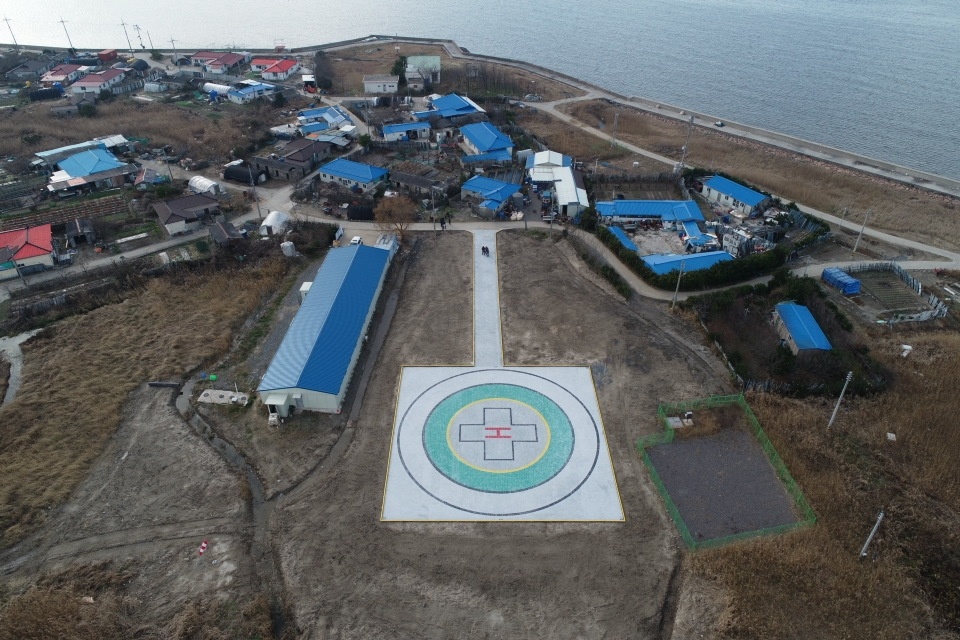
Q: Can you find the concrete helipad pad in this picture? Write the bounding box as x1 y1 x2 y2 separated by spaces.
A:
381 366 624 521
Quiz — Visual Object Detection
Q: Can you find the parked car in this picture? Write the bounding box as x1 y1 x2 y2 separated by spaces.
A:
714 121 724 127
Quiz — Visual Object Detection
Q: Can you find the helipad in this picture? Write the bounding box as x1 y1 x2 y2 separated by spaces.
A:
381 230 623 521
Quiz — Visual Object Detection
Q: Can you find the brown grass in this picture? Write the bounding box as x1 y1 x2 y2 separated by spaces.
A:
560 100 960 250
322 42 582 101
0 259 287 546
0 98 287 169
514 108 634 164
0 359 9 405
691 329 960 638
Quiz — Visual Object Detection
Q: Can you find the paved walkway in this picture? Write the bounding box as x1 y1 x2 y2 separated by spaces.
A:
472 230 503 367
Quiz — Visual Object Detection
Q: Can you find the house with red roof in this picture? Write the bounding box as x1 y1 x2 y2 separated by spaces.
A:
250 57 283 72
41 64 87 86
262 58 300 82
71 69 126 94
0 224 57 279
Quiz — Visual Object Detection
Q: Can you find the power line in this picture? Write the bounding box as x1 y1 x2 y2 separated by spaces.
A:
2 17 19 54
132 24 145 50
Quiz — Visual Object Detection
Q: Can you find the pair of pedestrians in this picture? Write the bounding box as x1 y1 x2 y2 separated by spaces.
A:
481 245 491 257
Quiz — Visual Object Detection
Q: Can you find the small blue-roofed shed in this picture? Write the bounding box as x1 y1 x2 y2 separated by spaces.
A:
382 121 432 142
642 250 733 275
460 122 513 157
607 226 638 252
258 244 391 415
774 302 832 354
702 176 770 216
317 158 388 191
414 93 485 120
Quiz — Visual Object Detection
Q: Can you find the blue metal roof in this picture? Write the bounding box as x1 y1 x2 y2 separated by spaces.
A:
460 122 512 153
299 122 333 134
461 175 521 207
608 226 638 252
319 158 388 183
258 245 391 395
596 200 704 222
642 251 733 275
297 105 350 126
382 121 431 135
36 140 105 161
57 149 125 178
775 302 832 350
414 93 484 120
704 176 767 207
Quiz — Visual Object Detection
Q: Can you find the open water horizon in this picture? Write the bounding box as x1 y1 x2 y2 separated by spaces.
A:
6 0 959 180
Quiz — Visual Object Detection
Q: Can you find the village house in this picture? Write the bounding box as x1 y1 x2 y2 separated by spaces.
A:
0 224 58 279
316 158 388 192
262 59 301 82
773 302 832 355
406 55 441 84
414 93 485 120
526 150 589 218
363 74 399 94
252 139 331 181
460 122 513 163
382 121 432 142
4 55 60 82
152 194 220 236
227 81 278 104
701 175 770 217
40 64 87 86
460 175 521 217
46 148 136 195
71 69 126 94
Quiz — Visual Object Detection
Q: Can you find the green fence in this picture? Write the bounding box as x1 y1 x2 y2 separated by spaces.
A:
638 394 817 550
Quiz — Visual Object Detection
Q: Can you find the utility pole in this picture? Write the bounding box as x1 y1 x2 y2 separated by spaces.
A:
610 111 619 148
248 165 263 221
671 260 686 309
132 24 145 50
146 30 155 51
59 18 75 52
828 371 854 428
120 20 134 55
677 115 695 174
169 37 179 67
859 510 885 559
851 209 870 258
3 17 20 54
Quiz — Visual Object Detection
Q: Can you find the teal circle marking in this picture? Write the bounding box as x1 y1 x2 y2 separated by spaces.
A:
422 383 574 493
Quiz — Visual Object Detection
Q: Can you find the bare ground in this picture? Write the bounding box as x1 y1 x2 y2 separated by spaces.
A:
269 229 732 639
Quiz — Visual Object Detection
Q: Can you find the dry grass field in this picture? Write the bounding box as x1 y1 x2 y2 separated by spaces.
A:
0 98 286 170
559 101 960 249
320 42 582 101
687 330 960 638
0 259 287 546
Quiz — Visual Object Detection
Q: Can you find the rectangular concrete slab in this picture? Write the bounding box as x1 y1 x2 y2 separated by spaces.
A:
382 366 624 521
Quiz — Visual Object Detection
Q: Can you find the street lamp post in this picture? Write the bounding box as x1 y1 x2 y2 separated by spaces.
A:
671 260 686 309
828 371 854 428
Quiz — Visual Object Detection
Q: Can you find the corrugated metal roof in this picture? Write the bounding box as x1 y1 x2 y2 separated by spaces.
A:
703 176 767 207
460 122 512 153
608 226 638 252
775 302 832 350
258 245 390 395
596 200 704 222
383 121 431 134
642 250 733 275
462 176 521 206
0 224 54 260
319 158 388 183
57 149 126 178
414 93 485 120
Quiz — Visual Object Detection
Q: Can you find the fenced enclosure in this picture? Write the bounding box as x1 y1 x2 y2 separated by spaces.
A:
638 394 816 549
844 262 949 323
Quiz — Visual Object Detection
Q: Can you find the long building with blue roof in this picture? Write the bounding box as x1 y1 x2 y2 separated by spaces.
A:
258 244 392 415
460 122 512 156
317 158 388 191
607 226 638 252
596 200 704 223
701 176 770 215
642 250 733 275
773 302 832 354
382 121 432 142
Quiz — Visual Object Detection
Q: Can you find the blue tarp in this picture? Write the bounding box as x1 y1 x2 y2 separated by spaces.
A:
821 267 861 295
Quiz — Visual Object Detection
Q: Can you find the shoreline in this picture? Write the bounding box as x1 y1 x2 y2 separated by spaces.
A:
4 34 959 199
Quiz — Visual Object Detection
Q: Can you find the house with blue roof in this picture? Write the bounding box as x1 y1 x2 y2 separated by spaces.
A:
317 158 389 192
773 302 832 355
297 105 351 128
414 93 485 120
460 122 512 157
258 244 392 416
227 81 277 105
702 176 770 216
461 175 522 217
642 250 733 275
382 121 432 142
46 148 135 194
57 149 126 178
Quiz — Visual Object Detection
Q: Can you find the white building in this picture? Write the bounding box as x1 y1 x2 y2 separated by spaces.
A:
363 74 399 94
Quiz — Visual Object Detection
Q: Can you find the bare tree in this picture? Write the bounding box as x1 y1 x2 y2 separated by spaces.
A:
374 195 417 240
